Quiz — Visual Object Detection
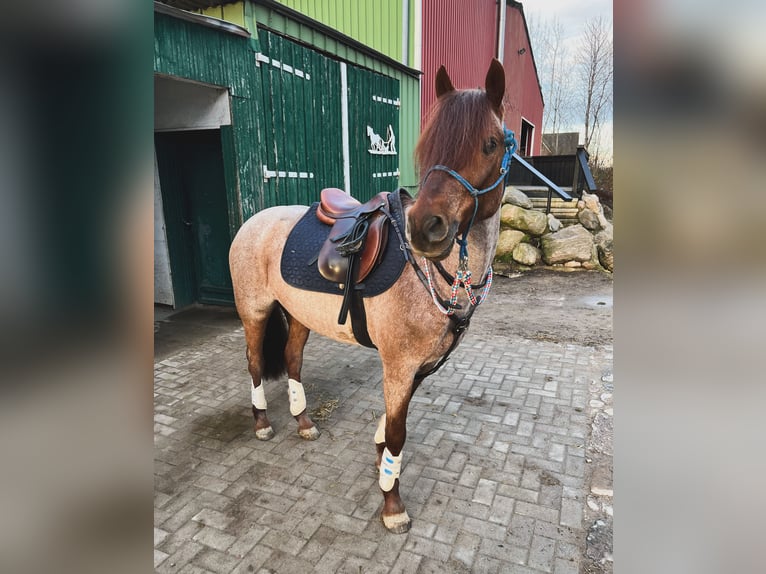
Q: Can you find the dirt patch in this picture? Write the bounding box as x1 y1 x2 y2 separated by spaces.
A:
471 267 613 346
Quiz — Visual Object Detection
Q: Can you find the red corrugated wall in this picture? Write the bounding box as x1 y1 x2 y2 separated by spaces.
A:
421 0 543 156
502 3 543 156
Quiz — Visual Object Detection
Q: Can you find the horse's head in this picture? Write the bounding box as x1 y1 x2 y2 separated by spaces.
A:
407 59 508 260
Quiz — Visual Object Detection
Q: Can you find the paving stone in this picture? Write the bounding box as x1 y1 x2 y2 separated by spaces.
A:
191 508 234 530
192 525 237 552
156 540 204 574
154 549 169 569
528 534 557 572
472 477 498 505
404 535 453 562
554 557 580 574
479 537 527 564
451 530 480 569
227 524 268 558
488 494 515 525
560 498 584 528
389 550 423 574
155 303 612 574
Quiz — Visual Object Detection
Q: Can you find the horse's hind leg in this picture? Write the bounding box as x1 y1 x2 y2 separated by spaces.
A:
243 306 288 441
284 315 320 440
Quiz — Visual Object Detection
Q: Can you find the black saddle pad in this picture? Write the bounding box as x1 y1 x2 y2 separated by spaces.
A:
280 191 409 297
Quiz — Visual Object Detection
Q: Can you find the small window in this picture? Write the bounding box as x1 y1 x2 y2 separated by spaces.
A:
520 118 534 156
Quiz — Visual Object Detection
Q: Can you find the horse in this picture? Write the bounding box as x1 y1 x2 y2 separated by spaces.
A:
367 125 384 152
229 59 515 533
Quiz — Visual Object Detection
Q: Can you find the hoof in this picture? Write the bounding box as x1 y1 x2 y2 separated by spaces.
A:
298 425 320 440
255 426 275 441
381 511 411 534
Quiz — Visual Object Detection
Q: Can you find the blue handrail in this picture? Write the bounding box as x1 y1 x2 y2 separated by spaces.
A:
511 153 573 201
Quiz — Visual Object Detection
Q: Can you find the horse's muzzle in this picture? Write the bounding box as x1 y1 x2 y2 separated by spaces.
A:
406 212 457 260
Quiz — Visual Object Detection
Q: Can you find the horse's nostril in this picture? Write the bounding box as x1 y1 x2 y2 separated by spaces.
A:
424 215 448 243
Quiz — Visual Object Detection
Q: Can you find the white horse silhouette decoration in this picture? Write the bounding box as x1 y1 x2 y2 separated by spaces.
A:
367 125 397 155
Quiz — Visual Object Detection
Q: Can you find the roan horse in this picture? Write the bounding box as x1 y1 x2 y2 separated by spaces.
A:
229 59 515 533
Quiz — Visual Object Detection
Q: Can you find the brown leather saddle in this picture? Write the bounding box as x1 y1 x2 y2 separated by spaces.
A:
316 188 390 284
311 188 394 348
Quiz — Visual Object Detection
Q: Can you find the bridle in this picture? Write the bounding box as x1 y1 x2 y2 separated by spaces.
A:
415 125 518 313
383 127 518 379
420 126 518 265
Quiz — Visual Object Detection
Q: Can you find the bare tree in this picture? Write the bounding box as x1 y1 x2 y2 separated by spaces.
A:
576 17 613 154
529 15 576 154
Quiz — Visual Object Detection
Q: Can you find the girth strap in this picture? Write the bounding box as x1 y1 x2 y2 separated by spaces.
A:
333 192 410 350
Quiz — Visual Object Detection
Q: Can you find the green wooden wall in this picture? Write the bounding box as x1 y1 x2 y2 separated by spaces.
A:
346 65 400 198
250 2 420 190
277 0 404 63
154 11 263 232
255 29 344 205
155 3 421 231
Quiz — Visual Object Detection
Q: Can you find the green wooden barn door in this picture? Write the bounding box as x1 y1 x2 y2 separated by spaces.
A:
256 30 344 207
346 65 400 202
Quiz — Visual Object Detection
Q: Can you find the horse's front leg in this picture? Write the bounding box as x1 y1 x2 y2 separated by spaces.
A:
284 315 320 440
377 369 416 534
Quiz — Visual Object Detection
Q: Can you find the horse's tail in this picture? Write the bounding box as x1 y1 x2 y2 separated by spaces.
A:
262 304 288 381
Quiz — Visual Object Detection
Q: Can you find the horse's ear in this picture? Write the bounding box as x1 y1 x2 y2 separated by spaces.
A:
435 65 455 98
485 59 505 113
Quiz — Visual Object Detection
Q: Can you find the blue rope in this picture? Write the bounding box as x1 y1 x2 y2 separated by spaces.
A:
422 127 518 264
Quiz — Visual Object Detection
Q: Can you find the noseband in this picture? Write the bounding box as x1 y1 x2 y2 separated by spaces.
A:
421 127 518 264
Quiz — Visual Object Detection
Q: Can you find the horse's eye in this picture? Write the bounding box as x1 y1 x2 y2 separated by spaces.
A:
483 138 498 155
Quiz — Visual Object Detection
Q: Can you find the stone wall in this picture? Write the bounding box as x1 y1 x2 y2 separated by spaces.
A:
494 187 614 272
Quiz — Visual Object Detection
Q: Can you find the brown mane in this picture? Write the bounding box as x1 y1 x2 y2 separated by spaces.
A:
415 89 502 175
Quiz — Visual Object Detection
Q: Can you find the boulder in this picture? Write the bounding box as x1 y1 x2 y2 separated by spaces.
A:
541 224 595 264
495 229 526 259
582 260 600 270
581 192 611 229
595 227 614 272
547 213 562 232
500 204 548 236
502 186 534 209
512 242 541 266
581 192 602 214
578 208 602 231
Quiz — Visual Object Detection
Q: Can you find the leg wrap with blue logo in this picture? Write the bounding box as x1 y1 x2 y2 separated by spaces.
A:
287 378 307 416
379 447 402 492
251 384 267 409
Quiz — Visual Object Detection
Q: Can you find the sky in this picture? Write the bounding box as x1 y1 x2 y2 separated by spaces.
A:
522 0 613 161
524 0 612 44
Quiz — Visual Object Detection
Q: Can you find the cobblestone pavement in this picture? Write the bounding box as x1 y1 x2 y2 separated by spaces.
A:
154 274 613 573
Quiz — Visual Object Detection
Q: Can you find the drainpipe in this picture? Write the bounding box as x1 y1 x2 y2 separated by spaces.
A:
497 0 506 63
402 0 409 66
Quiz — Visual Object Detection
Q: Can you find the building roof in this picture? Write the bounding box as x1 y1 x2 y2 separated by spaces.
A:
158 0 239 10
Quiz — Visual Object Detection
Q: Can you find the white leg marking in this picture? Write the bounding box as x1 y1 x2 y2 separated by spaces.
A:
374 413 387 444
288 378 307 416
379 446 402 492
251 383 267 409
